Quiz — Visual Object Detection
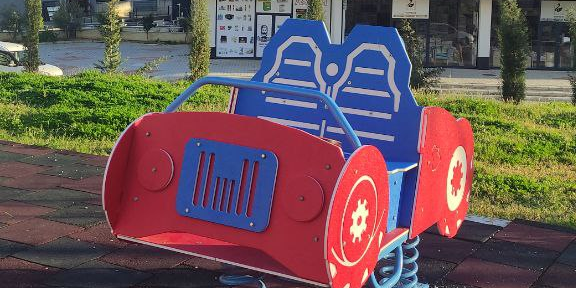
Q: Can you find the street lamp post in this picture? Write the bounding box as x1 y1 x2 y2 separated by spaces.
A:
177 3 181 19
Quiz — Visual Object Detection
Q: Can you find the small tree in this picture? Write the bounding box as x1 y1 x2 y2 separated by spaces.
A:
142 14 155 41
498 0 530 104
53 0 84 39
24 0 43 72
0 6 25 42
97 0 122 73
306 0 324 21
179 17 191 42
566 10 576 105
398 19 443 91
188 0 210 81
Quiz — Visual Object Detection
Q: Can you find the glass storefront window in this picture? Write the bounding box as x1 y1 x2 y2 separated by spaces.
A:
428 0 479 67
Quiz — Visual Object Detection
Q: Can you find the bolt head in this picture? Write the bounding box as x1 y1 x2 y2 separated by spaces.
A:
196 142 201 147
261 153 266 159
325 164 331 170
249 222 255 227
151 167 157 173
145 132 151 137
298 195 305 201
133 197 139 202
185 208 190 213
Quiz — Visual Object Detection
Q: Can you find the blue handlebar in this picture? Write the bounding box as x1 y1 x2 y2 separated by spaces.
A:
165 76 361 149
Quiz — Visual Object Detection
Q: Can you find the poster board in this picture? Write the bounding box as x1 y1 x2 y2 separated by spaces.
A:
216 0 256 57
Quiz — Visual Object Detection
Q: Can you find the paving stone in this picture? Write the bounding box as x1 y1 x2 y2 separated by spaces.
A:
18 153 82 167
41 203 105 227
514 219 576 235
537 263 576 288
45 260 151 288
557 242 576 267
0 218 83 245
0 186 33 202
454 221 502 243
13 188 99 209
0 238 31 258
0 257 59 288
0 151 28 163
417 257 457 284
0 144 53 156
432 278 481 288
473 239 558 271
80 155 109 167
0 162 48 178
139 266 222 288
184 256 237 271
419 233 478 264
41 163 104 180
100 244 191 270
446 258 541 288
13 237 112 269
2 173 77 190
60 176 104 195
70 223 128 249
0 201 55 224
494 223 575 252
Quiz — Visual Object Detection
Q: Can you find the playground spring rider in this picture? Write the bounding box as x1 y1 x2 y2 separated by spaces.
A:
103 20 475 288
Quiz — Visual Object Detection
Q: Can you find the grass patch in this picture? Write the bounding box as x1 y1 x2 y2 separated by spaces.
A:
0 72 575 228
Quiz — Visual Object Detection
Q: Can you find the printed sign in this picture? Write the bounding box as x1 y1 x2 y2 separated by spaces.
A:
257 0 293 14
392 0 430 19
540 1 576 22
293 0 331 30
256 14 273 57
216 0 256 58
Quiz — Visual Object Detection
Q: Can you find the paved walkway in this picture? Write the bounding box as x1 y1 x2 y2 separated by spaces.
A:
0 140 575 288
40 41 573 89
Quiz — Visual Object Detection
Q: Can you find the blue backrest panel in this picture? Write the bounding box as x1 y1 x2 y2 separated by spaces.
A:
233 19 423 163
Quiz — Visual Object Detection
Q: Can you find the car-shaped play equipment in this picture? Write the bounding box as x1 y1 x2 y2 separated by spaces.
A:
103 20 474 288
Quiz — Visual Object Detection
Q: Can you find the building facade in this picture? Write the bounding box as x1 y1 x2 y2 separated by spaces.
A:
205 0 576 70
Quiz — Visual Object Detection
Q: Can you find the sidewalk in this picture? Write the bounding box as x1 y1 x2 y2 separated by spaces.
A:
0 141 574 288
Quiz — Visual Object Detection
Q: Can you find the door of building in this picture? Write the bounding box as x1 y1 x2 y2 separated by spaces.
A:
538 21 573 69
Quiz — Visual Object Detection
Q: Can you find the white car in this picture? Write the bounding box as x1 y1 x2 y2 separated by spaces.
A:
0 41 63 76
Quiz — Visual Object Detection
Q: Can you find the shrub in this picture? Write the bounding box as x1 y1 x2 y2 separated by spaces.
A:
397 19 443 91
498 0 530 104
39 30 58 43
306 0 324 21
188 0 210 81
24 0 43 72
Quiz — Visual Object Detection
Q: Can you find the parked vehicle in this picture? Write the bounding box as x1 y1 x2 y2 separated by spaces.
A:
0 41 63 76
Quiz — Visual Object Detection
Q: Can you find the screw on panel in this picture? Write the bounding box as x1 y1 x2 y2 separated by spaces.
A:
152 167 157 173
298 195 305 201
196 142 201 147
249 222 255 227
325 164 331 170
261 154 266 159
145 132 151 137
313 237 319 242
133 197 139 202
185 208 190 213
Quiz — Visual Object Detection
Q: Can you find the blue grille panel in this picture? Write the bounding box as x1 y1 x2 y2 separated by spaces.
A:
176 138 278 232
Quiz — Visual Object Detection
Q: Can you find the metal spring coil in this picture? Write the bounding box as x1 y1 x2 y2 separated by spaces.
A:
399 236 420 288
376 236 421 288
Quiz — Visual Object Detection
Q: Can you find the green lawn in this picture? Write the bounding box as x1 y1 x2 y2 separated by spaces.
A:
0 72 574 228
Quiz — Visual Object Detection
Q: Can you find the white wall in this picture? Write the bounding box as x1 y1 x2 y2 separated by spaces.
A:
209 0 216 48
478 0 492 59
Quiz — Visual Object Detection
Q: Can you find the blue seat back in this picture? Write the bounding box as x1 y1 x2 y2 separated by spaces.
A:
232 19 423 163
